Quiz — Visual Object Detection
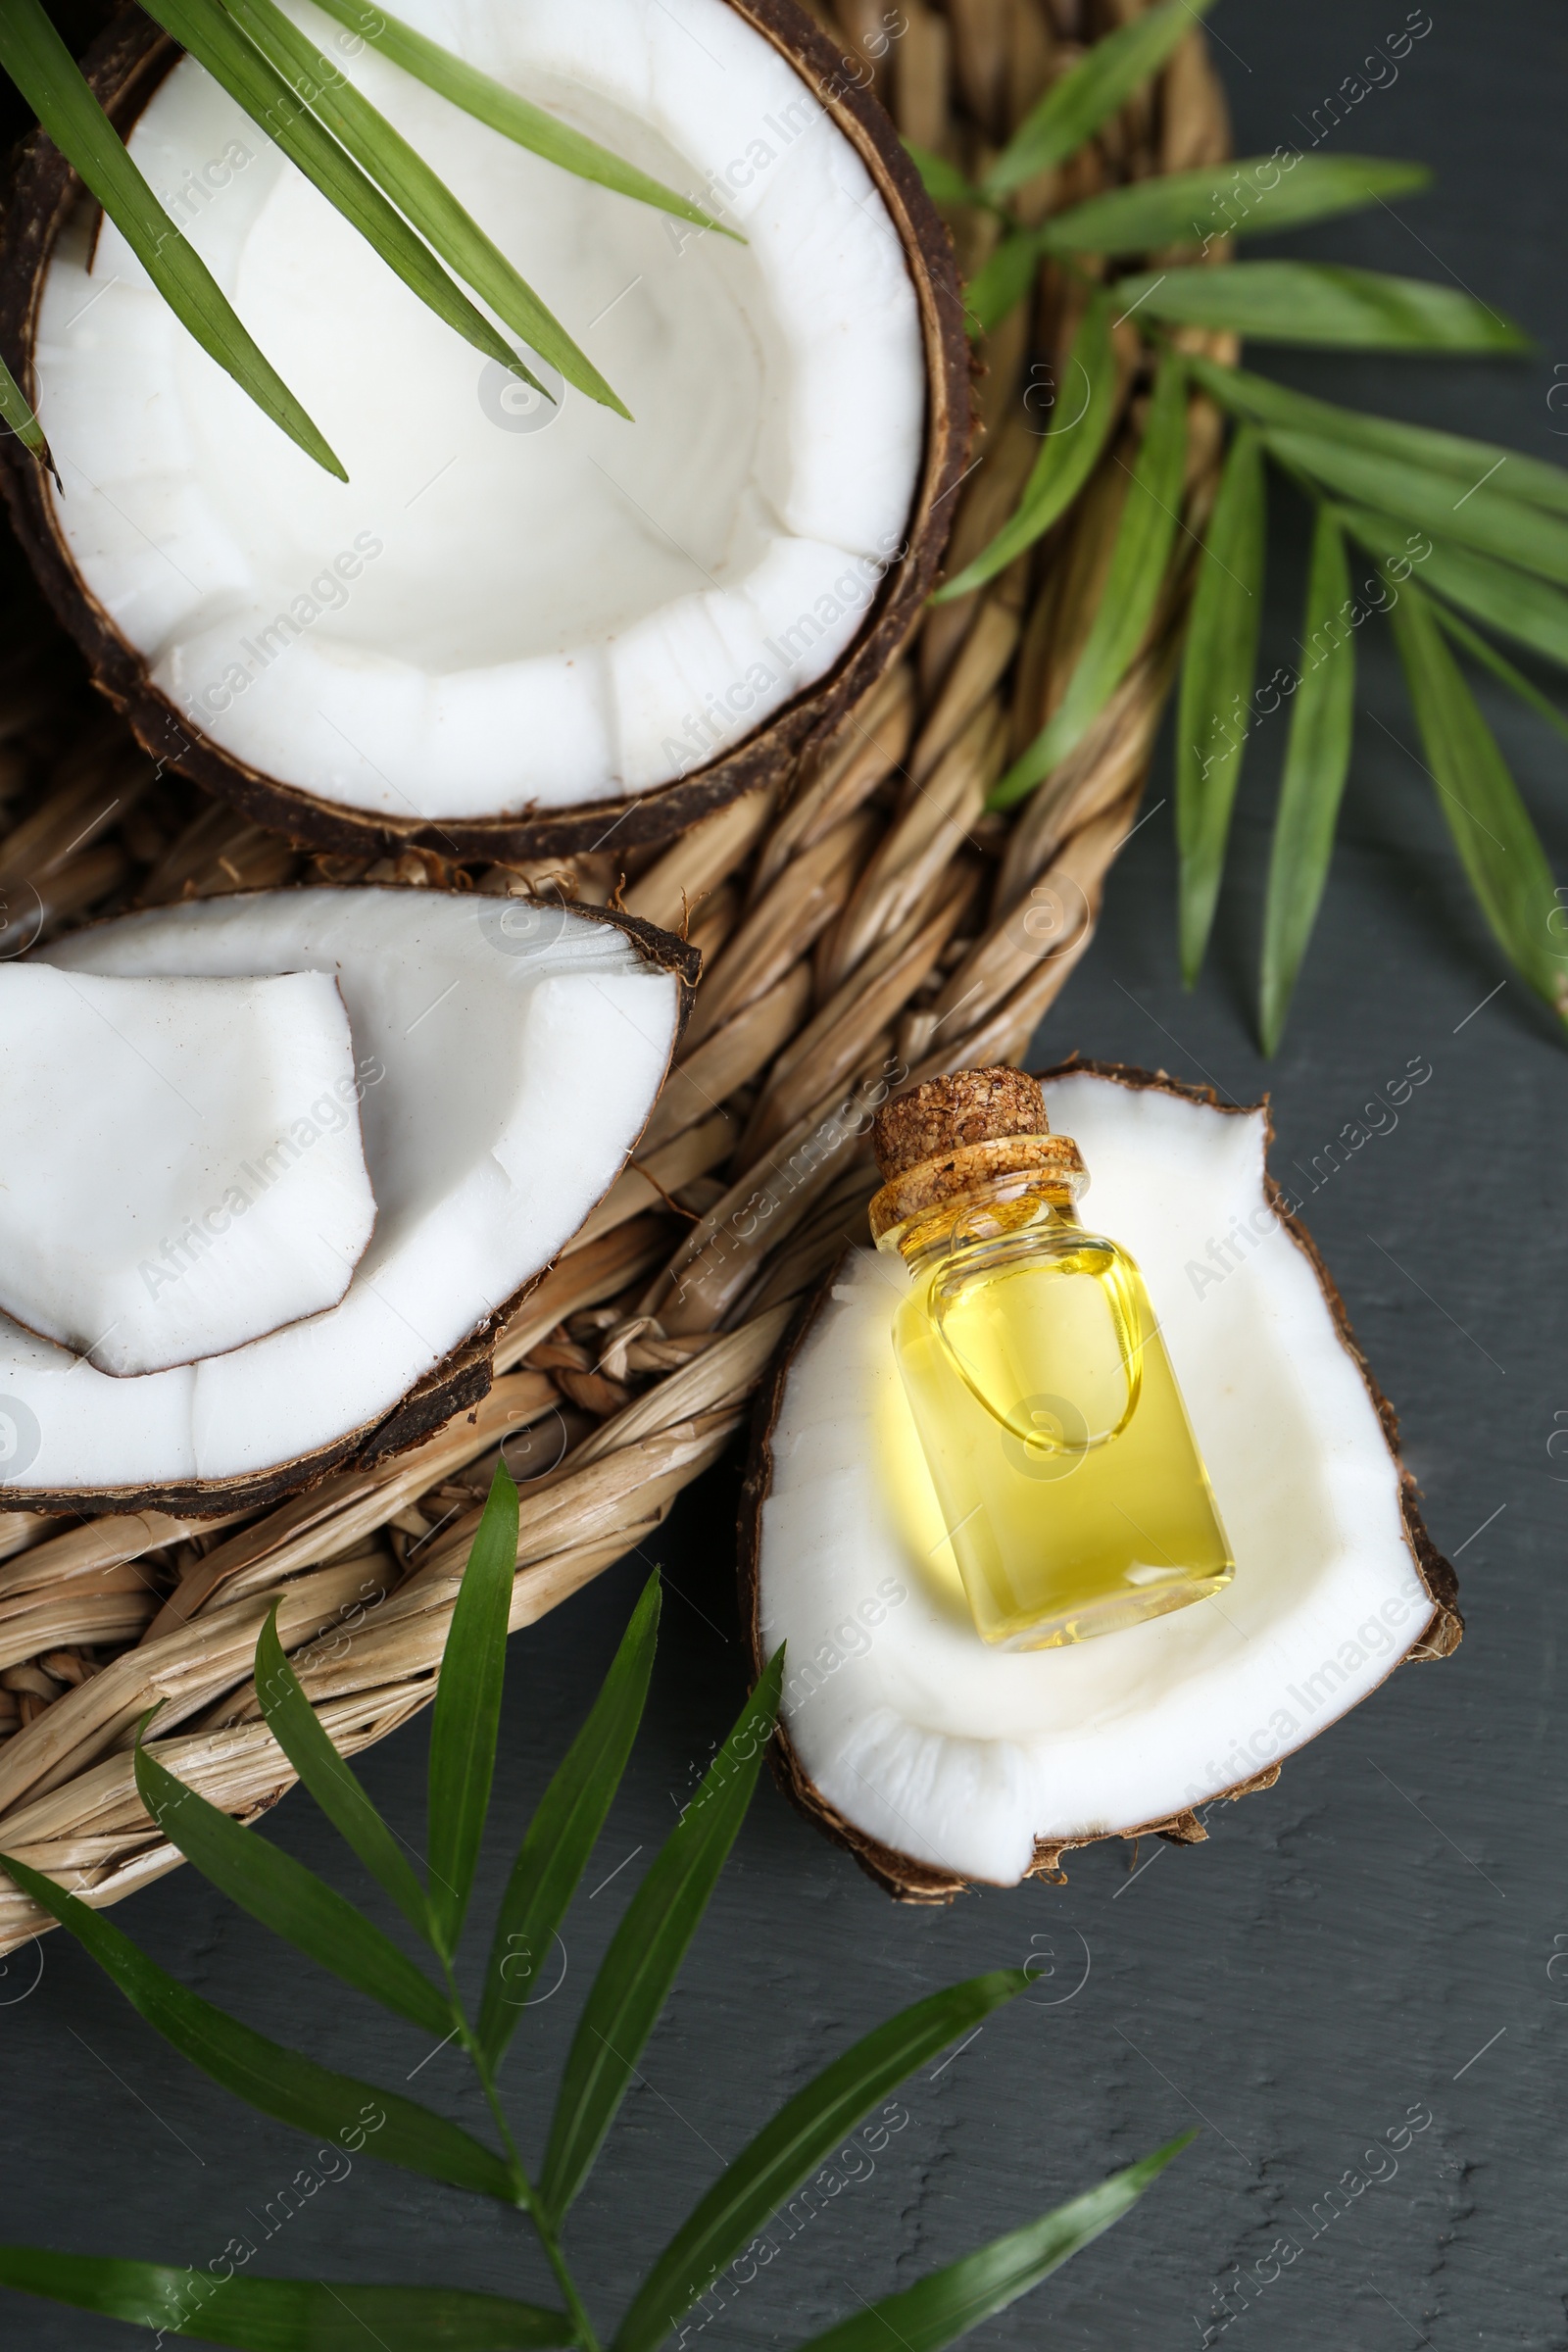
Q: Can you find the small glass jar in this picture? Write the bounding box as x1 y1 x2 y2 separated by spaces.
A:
870 1069 1233 1649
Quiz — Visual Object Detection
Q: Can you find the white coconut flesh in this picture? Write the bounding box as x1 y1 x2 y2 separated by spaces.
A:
757 1072 1438 1888
33 0 924 823
1 889 678 1494
0 965 374 1377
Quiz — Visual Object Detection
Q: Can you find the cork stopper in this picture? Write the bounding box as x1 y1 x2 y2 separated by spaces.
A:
872 1068 1050 1178
868 1067 1086 1246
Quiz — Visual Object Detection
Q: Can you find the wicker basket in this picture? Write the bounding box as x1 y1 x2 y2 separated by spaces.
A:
0 0 1231 1950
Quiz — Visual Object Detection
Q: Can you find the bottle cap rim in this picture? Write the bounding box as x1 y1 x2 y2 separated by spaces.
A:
868 1133 1088 1243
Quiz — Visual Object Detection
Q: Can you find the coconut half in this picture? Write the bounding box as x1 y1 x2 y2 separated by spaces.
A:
0 963 375 1376
0 885 692 1514
743 1063 1461 1900
1 1 968 861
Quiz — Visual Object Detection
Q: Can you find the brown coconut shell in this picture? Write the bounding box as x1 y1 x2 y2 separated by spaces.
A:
739 1056 1463 1904
2 888 699 1520
0 2 972 865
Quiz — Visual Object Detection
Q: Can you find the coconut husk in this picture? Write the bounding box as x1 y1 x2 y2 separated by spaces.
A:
0 0 1253 1947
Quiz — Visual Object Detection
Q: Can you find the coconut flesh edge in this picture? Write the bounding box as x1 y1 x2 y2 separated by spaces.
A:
32 0 924 824
0 965 374 1376
756 1071 1439 1888
0 889 679 1495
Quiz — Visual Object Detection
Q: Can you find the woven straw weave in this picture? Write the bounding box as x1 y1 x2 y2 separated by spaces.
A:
0 0 1231 1949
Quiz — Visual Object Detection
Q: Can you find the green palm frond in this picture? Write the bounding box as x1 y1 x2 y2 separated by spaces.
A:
0 344 57 484
915 4 1562 1053
0 1476 1187 2352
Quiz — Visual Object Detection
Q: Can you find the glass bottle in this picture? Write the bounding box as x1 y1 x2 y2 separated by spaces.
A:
870 1068 1233 1650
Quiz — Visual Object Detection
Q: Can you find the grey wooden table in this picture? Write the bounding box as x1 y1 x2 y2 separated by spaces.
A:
4 5 1565 2344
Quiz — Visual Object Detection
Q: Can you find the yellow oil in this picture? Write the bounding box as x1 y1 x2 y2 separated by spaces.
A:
889 1200 1233 1648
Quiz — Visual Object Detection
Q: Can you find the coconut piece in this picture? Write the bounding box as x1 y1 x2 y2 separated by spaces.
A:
743 1062 1460 1899
0 887 690 1514
0 965 374 1377
4 2 970 862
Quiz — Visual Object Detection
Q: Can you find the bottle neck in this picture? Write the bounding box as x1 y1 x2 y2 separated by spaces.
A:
882 1170 1083 1270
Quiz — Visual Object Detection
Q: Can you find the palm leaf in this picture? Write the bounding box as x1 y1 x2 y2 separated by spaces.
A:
612 1972 1030 2352
305 0 731 236
935 289 1116 601
1175 424 1267 982
0 0 343 476
0 2253 570 2348
0 347 57 480
991 347 1189 810
1265 426 1568 587
142 0 539 398
985 0 1215 199
478 1572 661 2074
904 140 993 213
790 2133 1196 2352
1340 503 1568 670
1388 579 1568 1024
219 0 625 414
255 1606 433 1945
1430 604 1568 745
1113 262 1529 350
1041 153 1430 257
964 226 1053 337
1258 506 1356 1053
1187 355 1568 518
427 1459 521 1957
133 1730 453 2038
540 1650 785 2224
0 1850 519 2203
